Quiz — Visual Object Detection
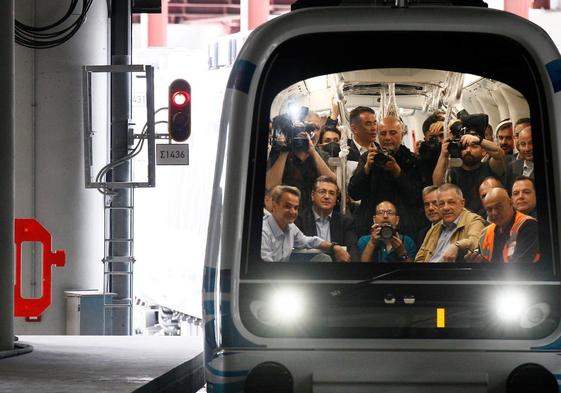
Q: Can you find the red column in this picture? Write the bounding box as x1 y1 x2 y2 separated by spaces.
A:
504 0 530 19
148 0 168 47
248 0 270 30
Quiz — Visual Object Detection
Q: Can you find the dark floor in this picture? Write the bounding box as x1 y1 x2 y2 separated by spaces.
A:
0 335 203 393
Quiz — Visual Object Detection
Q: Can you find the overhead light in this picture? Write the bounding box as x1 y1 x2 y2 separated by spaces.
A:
305 75 328 92
288 102 301 121
463 73 482 87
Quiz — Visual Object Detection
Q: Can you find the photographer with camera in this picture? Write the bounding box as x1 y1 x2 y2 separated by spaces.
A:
415 183 485 262
266 113 337 212
358 201 416 263
418 112 446 187
348 115 421 238
432 113 505 214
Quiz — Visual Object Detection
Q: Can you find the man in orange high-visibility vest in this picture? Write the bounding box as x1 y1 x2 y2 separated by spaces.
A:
466 188 539 263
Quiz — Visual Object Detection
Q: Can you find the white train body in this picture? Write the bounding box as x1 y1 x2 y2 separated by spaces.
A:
203 3 561 392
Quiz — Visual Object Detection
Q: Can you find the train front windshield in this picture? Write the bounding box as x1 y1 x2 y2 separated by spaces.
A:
239 32 560 340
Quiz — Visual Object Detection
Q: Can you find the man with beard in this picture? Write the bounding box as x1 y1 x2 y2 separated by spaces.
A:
349 116 421 238
433 130 505 214
261 185 350 262
495 119 514 156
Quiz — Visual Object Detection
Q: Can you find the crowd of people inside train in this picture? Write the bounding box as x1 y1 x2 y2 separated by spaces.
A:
261 102 539 264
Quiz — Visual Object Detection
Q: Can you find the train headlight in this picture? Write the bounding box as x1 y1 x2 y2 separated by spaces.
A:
270 288 305 323
494 289 528 322
250 288 307 326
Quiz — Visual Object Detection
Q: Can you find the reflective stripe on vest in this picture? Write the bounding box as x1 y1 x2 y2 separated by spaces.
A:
479 211 539 263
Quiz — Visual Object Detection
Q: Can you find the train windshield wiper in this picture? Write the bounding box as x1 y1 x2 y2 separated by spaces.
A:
330 267 474 300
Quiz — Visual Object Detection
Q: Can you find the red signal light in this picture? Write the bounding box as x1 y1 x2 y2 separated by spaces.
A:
168 79 191 142
172 91 190 107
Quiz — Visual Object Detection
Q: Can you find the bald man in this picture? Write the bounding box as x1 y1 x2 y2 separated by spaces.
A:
506 126 533 190
478 176 504 218
349 115 422 238
466 188 539 263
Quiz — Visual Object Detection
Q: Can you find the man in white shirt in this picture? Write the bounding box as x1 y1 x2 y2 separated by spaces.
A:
261 185 350 262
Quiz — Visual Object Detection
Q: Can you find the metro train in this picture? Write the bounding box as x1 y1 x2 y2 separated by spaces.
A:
203 1 561 392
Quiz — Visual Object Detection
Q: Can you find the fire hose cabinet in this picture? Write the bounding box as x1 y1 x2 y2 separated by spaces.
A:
65 290 115 335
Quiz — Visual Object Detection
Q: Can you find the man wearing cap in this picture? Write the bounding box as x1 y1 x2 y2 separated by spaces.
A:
495 119 514 157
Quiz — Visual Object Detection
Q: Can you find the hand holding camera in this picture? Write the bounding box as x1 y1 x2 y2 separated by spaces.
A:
364 143 378 175
383 154 402 178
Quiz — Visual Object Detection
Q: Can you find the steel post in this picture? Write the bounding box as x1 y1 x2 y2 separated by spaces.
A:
107 0 133 335
0 0 15 350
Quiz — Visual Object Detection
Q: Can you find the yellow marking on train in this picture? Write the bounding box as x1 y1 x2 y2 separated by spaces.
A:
436 308 446 328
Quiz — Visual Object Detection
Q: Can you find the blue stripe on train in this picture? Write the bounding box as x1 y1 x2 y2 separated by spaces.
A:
208 380 246 393
226 59 256 94
207 364 249 378
546 58 561 93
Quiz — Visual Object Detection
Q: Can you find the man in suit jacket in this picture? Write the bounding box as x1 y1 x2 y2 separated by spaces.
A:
506 126 533 190
347 106 378 162
296 176 359 260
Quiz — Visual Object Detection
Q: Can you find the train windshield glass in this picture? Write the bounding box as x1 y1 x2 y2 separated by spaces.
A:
254 66 555 280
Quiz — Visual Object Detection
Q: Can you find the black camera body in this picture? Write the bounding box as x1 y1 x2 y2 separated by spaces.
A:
271 113 316 153
379 224 396 241
322 141 341 158
373 143 393 168
419 136 441 162
448 112 489 159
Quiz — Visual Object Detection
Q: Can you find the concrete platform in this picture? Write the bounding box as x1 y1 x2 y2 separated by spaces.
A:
0 335 204 393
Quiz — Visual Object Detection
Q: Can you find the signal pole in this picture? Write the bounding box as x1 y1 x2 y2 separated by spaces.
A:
106 0 133 335
0 0 14 350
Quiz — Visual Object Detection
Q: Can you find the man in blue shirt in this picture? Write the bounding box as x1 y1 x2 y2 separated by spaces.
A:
357 200 416 262
261 185 351 262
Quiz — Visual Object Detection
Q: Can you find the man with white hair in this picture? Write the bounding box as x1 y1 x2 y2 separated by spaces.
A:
349 115 422 238
415 183 485 262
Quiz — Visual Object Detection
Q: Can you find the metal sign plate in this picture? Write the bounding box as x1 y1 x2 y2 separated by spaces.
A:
156 144 189 165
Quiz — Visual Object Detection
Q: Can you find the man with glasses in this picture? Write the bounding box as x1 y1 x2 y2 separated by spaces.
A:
296 176 358 259
415 183 485 262
357 201 416 262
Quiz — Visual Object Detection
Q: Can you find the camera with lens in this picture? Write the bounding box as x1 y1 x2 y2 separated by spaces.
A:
379 224 396 241
271 108 317 153
447 111 489 164
373 145 392 168
419 136 441 162
322 141 341 158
